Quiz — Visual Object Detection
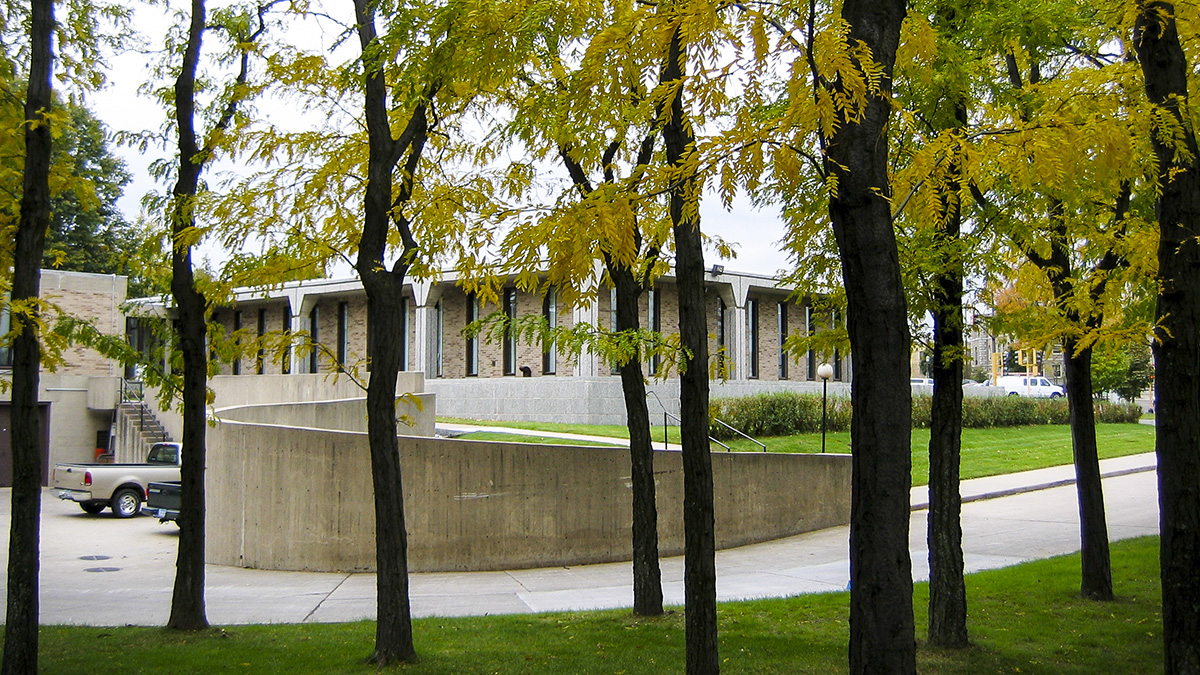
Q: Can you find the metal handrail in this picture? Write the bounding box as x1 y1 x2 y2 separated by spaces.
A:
120 378 144 404
655 408 769 452
712 417 767 451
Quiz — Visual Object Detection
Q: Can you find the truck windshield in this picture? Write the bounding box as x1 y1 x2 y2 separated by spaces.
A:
147 444 178 465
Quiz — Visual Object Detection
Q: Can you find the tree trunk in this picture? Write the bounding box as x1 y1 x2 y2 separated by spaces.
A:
1038 197 1115 604
1135 4 1200 672
927 213 967 648
2 1 53 671
166 0 211 631
612 266 664 616
1062 339 1113 600
825 0 916 672
359 277 417 664
352 0 419 662
661 22 718 675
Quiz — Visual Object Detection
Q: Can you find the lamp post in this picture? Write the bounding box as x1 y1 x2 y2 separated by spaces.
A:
817 363 834 453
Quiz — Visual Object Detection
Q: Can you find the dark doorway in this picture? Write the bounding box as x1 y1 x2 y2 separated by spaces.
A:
0 404 52 487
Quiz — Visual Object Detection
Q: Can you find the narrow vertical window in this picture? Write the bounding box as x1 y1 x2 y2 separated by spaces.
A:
503 288 517 376
399 297 410 372
336 301 349 371
543 287 557 374
435 300 444 378
717 297 726 374
805 305 816 380
232 310 242 375
466 292 479 376
778 302 788 379
282 308 292 375
0 299 12 368
308 305 320 374
649 288 661 375
832 309 842 380
256 308 266 374
748 299 759 379
610 288 619 375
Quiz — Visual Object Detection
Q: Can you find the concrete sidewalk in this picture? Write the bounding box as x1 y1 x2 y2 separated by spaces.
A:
8 453 1160 626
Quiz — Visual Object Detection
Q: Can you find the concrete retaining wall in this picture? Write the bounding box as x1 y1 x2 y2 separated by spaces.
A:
129 372 431 458
214 394 435 437
208 372 426 409
206 419 851 573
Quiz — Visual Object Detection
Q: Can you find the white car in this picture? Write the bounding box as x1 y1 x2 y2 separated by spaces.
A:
995 375 1065 398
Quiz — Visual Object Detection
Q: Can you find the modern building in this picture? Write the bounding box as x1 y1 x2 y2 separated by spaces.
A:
0 269 129 484
134 267 852 425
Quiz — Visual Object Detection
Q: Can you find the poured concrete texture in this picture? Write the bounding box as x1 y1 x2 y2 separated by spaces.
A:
0 453 1158 626
204 423 852 573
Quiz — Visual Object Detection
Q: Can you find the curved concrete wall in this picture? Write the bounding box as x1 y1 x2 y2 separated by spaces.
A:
206 418 851 573
213 395 435 437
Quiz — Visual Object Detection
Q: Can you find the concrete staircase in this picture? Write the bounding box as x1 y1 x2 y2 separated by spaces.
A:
116 400 172 450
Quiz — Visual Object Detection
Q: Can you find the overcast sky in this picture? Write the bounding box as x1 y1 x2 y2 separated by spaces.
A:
88 2 798 281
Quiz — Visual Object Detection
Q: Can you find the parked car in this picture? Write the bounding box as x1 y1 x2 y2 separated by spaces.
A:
51 442 182 518
995 375 1065 398
142 481 180 524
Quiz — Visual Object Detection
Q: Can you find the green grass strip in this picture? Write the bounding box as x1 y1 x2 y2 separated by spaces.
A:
33 536 1162 674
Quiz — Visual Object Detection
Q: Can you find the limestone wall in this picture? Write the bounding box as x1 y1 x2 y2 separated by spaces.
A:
205 419 852 573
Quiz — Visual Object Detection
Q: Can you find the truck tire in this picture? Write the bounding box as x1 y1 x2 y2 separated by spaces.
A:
80 502 105 515
110 488 141 518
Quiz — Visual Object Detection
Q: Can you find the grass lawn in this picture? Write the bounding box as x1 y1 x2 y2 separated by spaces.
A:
33 536 1162 674
439 417 1156 486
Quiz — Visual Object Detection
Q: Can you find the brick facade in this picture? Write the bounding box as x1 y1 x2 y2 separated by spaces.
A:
41 271 127 377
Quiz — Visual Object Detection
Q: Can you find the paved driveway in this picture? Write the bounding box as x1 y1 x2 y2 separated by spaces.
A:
0 460 1161 626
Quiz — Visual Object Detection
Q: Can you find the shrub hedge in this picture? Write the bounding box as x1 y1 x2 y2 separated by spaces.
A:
709 391 1143 440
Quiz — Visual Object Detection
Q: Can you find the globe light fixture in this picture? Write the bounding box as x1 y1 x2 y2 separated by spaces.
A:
817 363 834 453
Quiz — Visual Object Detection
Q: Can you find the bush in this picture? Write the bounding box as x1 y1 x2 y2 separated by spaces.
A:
711 391 1144 438
942 396 1069 428
709 391 851 439
1095 401 1144 424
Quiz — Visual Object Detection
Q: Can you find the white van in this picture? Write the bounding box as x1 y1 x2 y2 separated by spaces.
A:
995 375 1065 398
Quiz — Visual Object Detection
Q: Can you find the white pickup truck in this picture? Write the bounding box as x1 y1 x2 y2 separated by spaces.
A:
51 442 181 518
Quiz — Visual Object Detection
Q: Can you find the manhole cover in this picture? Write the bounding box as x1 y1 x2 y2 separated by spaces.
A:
79 555 111 561
83 567 121 573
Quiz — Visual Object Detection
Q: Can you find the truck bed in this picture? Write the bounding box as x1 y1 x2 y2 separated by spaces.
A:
143 481 181 522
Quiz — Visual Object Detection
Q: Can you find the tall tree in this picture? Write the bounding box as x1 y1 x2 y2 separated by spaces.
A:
165 0 269 630
657 14 719 673
1013 194 1127 602
349 0 428 660
889 2 974 645
823 0 916 671
43 103 136 277
222 3 560 658
492 3 669 614
2 0 53 671
924 115 969 647
974 10 1148 599
996 46 1126 601
558 142 666 616
1134 1 1200 671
